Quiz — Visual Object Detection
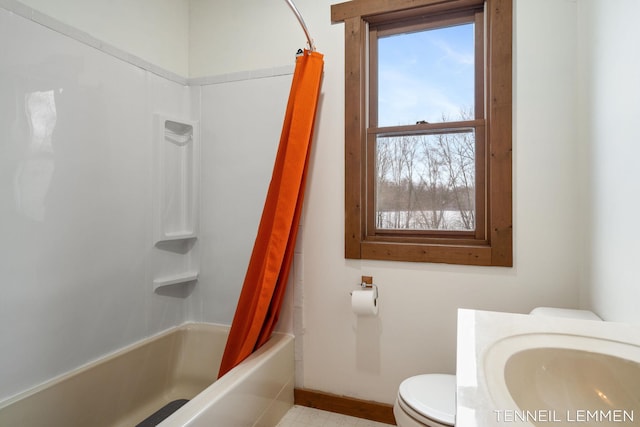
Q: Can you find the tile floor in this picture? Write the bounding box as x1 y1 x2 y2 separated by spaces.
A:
276 405 395 427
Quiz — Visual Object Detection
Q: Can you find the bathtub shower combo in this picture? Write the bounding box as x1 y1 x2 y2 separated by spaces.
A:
1 0 318 426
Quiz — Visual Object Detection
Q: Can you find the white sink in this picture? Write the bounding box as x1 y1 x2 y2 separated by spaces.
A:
484 333 640 426
456 310 640 427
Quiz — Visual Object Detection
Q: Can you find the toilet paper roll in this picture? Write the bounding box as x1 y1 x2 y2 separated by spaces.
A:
351 289 378 316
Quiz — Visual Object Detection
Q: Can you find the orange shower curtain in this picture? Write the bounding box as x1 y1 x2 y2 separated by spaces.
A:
218 50 324 378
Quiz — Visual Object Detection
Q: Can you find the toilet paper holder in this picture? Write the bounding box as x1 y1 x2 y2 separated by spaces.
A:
351 275 378 300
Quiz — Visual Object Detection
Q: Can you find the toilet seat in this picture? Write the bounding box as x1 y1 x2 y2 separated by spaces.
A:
397 374 456 426
396 396 452 427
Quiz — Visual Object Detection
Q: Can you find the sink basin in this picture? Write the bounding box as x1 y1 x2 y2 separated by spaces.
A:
506 347 640 413
484 333 640 426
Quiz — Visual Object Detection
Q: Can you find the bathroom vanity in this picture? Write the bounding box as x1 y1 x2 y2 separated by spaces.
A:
456 309 640 427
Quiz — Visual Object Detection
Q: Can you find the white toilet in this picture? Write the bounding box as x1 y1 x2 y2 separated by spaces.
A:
393 307 601 426
394 373 456 427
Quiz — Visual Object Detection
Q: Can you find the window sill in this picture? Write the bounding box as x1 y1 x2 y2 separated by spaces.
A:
353 238 512 266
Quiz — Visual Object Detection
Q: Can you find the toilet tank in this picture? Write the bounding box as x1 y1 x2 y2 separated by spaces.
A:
530 307 602 321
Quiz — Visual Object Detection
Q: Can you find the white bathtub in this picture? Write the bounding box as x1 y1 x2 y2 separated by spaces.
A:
0 323 294 427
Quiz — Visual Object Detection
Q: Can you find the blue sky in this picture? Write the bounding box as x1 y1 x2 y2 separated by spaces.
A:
378 23 475 127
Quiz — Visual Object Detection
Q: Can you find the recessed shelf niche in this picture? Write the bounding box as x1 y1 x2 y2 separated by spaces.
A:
155 117 199 242
152 114 200 292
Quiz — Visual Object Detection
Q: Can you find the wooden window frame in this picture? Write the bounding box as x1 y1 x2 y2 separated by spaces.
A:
331 0 512 266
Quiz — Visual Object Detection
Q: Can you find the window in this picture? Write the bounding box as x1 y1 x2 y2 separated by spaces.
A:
332 0 512 266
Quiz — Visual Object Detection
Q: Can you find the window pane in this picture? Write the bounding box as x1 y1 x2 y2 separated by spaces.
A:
378 23 475 127
375 131 476 231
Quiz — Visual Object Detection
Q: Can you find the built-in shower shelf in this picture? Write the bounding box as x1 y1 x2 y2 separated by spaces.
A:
155 233 197 244
153 272 199 291
152 114 200 295
153 114 200 243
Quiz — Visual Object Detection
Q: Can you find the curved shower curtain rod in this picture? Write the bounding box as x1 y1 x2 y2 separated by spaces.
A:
284 0 316 52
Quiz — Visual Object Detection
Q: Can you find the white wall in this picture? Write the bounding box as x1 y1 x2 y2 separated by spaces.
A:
0 7 193 401
190 0 586 404
307 0 584 404
189 0 303 77
578 0 640 324
12 0 190 76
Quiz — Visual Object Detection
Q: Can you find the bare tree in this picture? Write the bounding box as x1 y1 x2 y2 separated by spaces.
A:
375 107 476 231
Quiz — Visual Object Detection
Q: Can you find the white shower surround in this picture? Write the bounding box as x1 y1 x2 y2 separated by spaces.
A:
0 3 296 403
